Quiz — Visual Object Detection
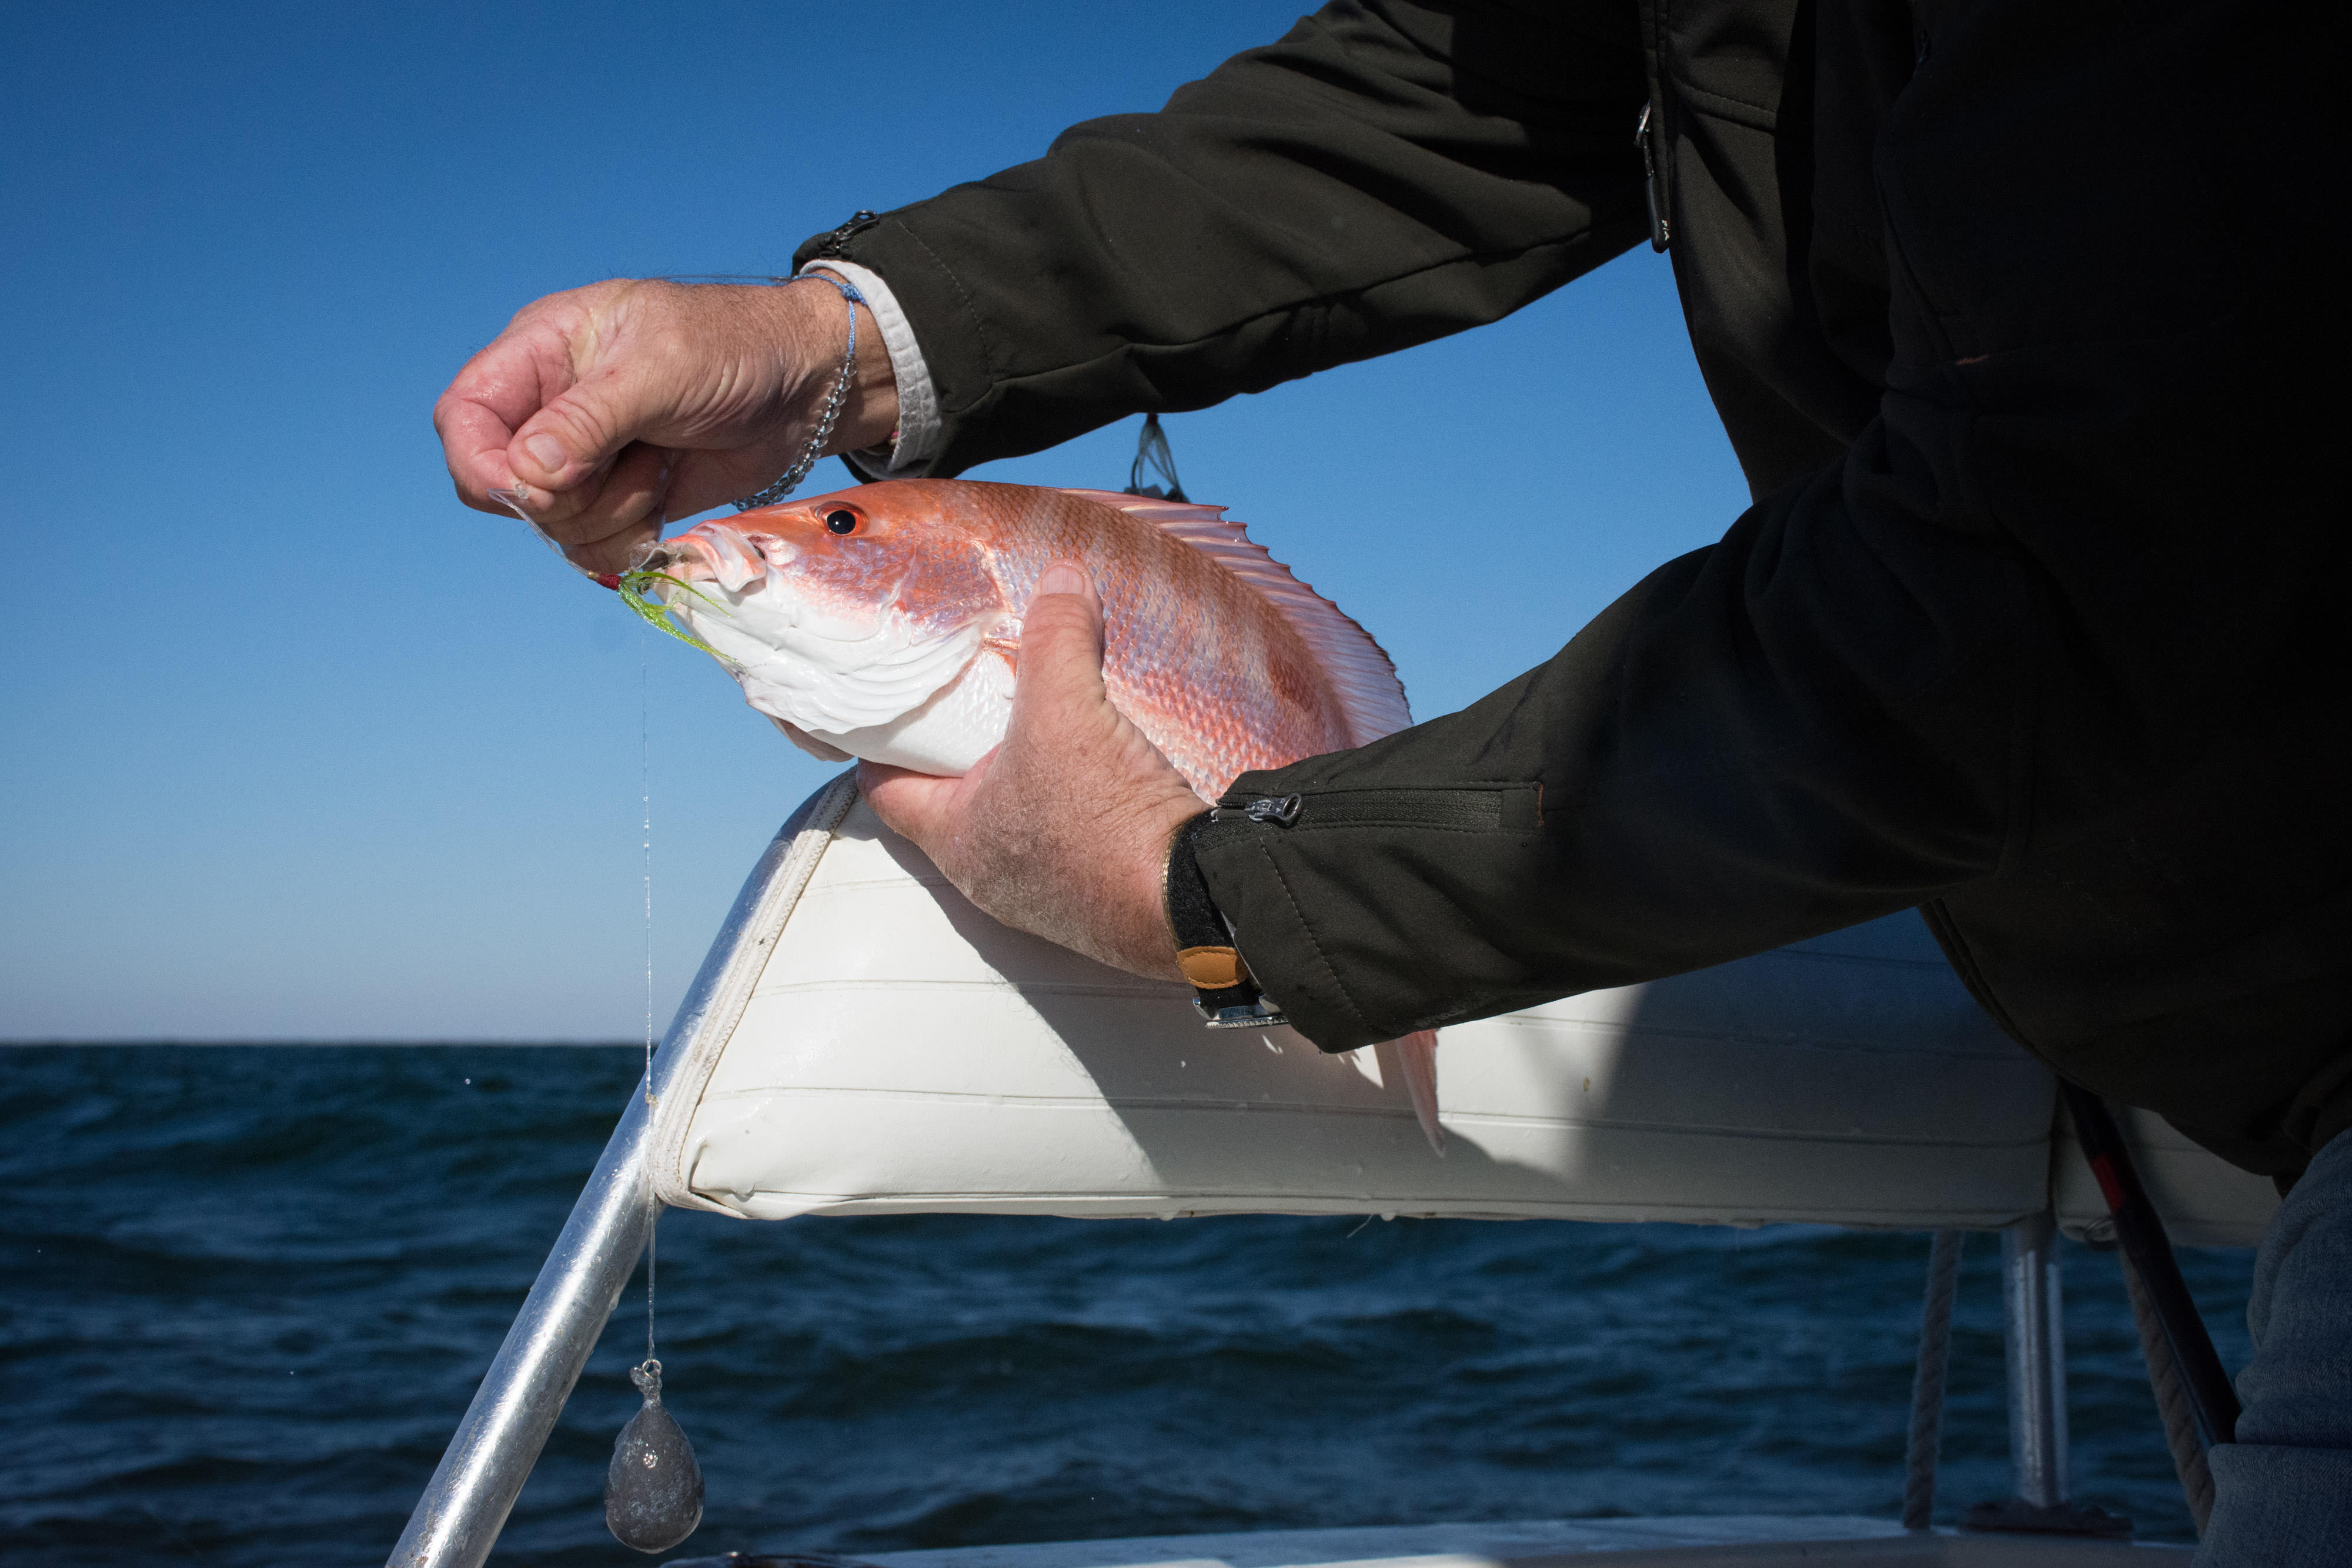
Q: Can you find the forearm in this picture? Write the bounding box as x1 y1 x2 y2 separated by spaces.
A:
799 0 1650 476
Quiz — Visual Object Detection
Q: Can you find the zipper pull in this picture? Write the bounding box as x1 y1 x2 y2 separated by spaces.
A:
814 210 881 259
1238 794 1303 826
1636 103 1670 253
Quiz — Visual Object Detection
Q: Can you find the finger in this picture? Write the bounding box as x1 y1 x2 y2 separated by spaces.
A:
858 760 967 851
559 520 666 577
584 439 837 535
506 357 667 503
435 362 539 514
652 447 817 521
1031 559 1100 614
542 442 677 571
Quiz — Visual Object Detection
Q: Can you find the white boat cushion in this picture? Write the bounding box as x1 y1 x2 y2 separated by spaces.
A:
650 775 2273 1243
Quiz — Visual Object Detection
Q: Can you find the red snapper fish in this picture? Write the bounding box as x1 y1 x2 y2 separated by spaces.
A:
635 478 1444 1150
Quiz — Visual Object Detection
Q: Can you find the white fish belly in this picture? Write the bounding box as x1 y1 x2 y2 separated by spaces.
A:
802 653 1014 777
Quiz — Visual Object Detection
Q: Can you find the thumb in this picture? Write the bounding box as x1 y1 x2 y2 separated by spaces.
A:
858 758 965 848
507 363 657 492
1013 561 1108 715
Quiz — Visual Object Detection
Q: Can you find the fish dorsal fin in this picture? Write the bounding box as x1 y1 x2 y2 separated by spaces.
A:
1060 489 1411 747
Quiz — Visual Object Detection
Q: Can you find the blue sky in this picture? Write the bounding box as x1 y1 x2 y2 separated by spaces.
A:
1 2 1747 1041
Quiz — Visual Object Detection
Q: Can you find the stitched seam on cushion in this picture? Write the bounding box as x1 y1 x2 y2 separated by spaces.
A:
1250 835 1377 1045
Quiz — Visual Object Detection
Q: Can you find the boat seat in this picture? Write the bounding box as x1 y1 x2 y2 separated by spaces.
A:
649 774 2277 1246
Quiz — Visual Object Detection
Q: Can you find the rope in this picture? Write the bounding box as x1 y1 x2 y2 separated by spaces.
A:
2121 1248 2216 1534
1902 1229 1966 1530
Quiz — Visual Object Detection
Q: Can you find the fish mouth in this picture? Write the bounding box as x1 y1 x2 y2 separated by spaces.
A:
629 537 704 580
632 524 784 592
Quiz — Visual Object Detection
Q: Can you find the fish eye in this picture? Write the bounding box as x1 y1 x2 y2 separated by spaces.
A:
824 508 860 535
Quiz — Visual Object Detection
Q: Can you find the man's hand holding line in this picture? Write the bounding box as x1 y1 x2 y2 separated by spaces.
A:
432 278 897 576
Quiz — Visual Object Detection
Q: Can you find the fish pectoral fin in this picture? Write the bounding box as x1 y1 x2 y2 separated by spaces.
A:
767 714 853 762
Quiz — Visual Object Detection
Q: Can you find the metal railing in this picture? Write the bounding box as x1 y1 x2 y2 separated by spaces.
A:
386 793 829 1568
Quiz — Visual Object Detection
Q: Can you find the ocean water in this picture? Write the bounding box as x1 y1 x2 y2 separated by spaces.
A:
1 1045 2254 1566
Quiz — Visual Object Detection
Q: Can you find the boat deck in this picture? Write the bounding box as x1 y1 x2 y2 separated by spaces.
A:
668 1517 2191 1568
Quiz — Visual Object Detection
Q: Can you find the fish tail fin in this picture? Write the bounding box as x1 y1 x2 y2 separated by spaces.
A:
1395 1029 1444 1156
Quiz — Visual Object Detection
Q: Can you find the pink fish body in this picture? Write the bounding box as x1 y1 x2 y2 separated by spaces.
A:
642 479 1442 1151
642 480 1409 799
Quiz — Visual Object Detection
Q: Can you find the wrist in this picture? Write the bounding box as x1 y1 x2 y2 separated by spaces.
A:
1079 792 1197 985
763 282 897 456
1091 798 1190 985
835 299 898 453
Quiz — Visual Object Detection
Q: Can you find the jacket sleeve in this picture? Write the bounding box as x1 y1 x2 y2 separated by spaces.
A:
1189 0 2346 1062
1188 442 2032 1049
793 0 1651 475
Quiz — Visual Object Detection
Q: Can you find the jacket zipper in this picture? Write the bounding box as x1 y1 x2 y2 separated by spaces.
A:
813 210 881 260
1217 791 1511 831
1636 102 1671 252
1220 793 1302 825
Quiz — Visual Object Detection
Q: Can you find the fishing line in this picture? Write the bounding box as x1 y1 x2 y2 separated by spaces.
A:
605 450 705 1553
641 447 676 1374
643 611 657 1370
494 445 704 1548
493 444 675 1366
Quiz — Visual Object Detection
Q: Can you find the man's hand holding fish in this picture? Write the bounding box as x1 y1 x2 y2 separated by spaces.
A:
614 475 1446 1146
859 560 1203 985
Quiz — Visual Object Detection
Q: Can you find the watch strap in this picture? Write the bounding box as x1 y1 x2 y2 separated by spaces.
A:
1165 811 1289 1028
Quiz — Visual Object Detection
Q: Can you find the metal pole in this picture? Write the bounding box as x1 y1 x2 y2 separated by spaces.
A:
387 776 851 1568
1962 1205 2126 1538
386 1089 657 1568
2001 1209 2069 1510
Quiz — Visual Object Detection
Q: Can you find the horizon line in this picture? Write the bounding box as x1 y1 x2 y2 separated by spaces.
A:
0 1037 647 1047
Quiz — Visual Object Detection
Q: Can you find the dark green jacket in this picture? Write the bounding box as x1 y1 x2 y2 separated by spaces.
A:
801 0 2351 1180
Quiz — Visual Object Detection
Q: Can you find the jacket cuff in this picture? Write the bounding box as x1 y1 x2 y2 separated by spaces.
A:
1184 754 1558 1055
799 258 944 476
794 213 1001 477
1191 801 1379 1052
